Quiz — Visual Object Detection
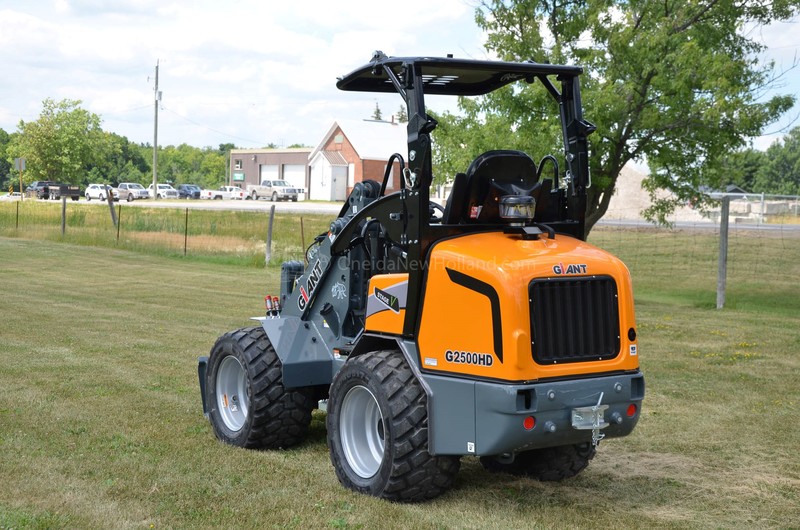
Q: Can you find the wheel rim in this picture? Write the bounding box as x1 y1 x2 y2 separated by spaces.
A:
340 385 385 478
216 355 249 432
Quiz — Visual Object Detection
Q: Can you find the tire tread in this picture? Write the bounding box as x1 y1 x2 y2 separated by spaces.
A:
207 326 314 449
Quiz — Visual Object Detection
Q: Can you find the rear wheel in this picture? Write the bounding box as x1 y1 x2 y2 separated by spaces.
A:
206 326 314 449
480 443 596 481
327 350 460 502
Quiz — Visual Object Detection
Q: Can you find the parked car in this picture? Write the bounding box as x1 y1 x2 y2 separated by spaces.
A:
147 183 179 199
177 184 202 199
85 184 118 201
0 192 22 202
247 179 301 201
117 182 149 202
200 186 246 200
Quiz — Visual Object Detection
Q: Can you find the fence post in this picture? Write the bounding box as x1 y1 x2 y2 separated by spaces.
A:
300 216 305 265
116 204 121 243
16 201 19 230
106 191 118 227
265 204 276 265
716 195 730 309
184 207 189 256
61 196 67 236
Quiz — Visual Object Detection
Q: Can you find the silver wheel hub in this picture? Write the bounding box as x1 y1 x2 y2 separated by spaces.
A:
216 355 249 431
340 385 385 478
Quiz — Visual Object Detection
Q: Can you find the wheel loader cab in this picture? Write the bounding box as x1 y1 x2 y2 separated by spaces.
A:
443 150 540 225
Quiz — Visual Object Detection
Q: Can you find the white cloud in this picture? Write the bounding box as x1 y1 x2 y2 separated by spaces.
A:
4 2 795 153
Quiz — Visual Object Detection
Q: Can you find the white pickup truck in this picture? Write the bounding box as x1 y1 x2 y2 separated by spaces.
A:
200 186 246 200
246 179 301 201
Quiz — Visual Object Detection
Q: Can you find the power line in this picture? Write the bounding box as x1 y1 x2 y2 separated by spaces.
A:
160 105 270 145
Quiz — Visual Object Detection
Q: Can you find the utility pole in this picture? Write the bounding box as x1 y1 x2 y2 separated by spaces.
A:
153 60 160 200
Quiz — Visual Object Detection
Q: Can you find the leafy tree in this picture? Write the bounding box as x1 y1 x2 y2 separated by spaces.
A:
198 149 226 189
396 105 408 123
716 148 768 192
8 99 114 185
218 143 237 156
434 0 797 235
753 126 800 195
0 128 13 192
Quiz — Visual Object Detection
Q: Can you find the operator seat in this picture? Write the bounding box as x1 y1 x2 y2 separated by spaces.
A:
443 150 539 224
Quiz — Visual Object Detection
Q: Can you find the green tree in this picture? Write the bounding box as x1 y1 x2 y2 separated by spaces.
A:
0 128 13 191
434 0 797 234
198 149 226 189
372 102 383 121
753 127 800 194
716 148 768 192
396 105 408 123
218 143 237 156
8 98 114 185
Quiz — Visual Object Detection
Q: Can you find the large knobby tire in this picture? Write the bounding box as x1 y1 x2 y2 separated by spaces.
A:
480 443 596 481
326 350 460 502
206 326 315 449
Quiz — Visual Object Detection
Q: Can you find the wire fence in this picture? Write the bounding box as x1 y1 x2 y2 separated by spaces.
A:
1 198 798 311
0 200 331 267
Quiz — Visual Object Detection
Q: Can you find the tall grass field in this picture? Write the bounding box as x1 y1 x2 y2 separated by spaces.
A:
0 211 798 528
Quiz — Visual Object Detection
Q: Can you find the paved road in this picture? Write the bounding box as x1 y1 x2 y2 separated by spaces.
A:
80 198 343 215
597 218 800 233
66 197 800 232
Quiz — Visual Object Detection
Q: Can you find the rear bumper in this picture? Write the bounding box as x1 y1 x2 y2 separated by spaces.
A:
423 370 645 456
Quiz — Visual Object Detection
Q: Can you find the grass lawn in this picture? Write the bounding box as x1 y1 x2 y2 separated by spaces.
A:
0 235 798 529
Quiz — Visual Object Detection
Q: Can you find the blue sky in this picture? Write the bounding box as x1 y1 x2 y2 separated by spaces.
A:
0 1 797 151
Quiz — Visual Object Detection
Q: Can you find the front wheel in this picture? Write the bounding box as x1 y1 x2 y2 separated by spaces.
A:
271 192 278 202
206 326 314 449
327 350 460 502
126 194 134 202
480 443 596 481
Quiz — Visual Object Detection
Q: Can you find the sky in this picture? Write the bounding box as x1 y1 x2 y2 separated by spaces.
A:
0 1 797 152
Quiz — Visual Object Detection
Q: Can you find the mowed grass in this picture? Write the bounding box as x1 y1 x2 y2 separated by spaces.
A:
1 229 799 529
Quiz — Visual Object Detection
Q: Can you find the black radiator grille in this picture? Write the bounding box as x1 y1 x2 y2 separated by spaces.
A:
529 276 620 364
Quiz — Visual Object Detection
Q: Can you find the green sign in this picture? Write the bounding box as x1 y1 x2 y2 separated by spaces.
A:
233 172 245 182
